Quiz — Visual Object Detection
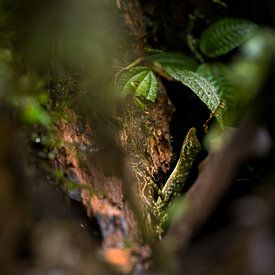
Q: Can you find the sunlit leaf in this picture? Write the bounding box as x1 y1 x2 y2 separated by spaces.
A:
199 18 258 58
116 66 158 102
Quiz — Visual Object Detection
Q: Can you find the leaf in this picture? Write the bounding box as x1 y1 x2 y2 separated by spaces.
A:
163 66 224 122
23 102 51 126
135 70 158 101
116 66 158 102
199 18 258 58
116 66 147 97
197 62 235 108
148 52 198 71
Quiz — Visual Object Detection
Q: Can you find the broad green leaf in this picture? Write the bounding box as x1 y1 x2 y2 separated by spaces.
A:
199 18 258 58
163 66 224 123
116 66 158 102
149 52 198 71
197 62 235 108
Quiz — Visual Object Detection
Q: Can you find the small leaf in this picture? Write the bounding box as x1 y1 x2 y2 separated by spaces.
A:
149 52 198 71
116 66 158 102
163 66 224 122
116 66 147 97
199 18 258 58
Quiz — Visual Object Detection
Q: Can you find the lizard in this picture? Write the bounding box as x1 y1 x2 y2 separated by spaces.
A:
149 127 201 234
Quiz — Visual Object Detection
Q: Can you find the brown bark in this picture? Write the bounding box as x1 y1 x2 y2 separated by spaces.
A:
50 1 174 272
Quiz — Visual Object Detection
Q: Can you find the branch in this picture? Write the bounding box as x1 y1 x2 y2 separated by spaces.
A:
164 118 272 252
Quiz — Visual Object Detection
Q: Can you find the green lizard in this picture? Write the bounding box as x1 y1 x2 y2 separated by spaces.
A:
151 127 201 232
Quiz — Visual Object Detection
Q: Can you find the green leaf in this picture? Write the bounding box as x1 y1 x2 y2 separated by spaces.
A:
199 18 258 58
136 70 158 101
23 102 51 126
116 66 147 97
148 52 198 71
163 66 224 122
116 66 158 102
197 63 234 108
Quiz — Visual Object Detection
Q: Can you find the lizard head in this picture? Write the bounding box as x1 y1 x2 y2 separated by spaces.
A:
180 127 201 158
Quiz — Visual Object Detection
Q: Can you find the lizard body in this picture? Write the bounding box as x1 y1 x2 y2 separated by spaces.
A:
153 127 201 223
